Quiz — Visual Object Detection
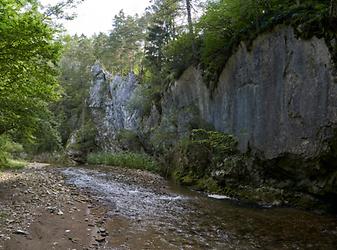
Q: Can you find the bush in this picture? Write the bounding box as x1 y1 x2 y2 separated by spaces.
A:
163 33 198 78
87 152 159 172
66 119 97 154
0 135 26 170
171 129 247 193
116 129 144 152
28 152 73 165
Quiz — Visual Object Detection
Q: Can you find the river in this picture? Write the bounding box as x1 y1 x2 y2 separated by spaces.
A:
62 166 337 249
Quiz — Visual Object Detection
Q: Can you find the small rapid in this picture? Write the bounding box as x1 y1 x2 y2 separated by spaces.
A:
63 168 187 220
62 166 337 249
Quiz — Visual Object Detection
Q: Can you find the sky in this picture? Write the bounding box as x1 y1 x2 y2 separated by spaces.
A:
40 0 151 36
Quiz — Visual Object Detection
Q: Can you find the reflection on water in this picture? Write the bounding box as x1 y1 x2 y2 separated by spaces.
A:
63 167 337 249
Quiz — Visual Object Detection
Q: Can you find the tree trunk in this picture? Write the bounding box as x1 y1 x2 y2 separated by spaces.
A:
185 0 196 58
296 0 300 6
330 0 337 17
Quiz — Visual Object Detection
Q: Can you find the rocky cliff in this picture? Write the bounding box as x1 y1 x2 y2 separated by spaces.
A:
87 64 140 151
159 26 337 160
84 26 337 209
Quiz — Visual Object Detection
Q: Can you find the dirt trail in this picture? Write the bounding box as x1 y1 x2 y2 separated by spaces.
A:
0 163 110 250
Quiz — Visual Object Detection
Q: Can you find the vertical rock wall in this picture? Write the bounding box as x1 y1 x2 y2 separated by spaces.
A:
86 26 336 161
160 26 337 159
88 64 140 151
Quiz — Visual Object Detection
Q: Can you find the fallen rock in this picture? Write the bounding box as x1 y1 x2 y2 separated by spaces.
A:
13 230 29 236
95 235 105 243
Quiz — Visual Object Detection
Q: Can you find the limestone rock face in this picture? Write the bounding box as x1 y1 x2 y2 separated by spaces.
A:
88 64 140 151
87 26 336 160
161 26 337 159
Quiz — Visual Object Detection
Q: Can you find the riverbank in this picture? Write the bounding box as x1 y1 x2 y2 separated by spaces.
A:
0 163 111 249
0 163 171 249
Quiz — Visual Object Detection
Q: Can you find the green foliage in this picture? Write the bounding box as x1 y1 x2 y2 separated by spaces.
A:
0 0 62 140
171 129 246 193
90 9 153 76
0 159 27 170
142 0 186 93
0 135 25 170
116 129 144 152
87 152 159 172
93 10 147 75
42 0 85 22
67 118 97 154
24 112 62 154
28 152 72 165
190 129 238 158
56 35 96 144
196 0 331 86
197 177 221 193
145 0 180 72
163 32 198 78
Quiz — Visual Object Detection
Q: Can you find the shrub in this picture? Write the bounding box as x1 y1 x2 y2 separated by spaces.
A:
66 119 97 155
116 129 144 152
171 129 247 193
87 152 159 172
163 32 199 79
0 135 26 170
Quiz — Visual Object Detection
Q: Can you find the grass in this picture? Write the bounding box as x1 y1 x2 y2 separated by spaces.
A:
0 159 27 171
87 152 159 173
29 152 73 165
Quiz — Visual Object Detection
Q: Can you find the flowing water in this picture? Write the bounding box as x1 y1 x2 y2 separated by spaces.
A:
62 166 337 249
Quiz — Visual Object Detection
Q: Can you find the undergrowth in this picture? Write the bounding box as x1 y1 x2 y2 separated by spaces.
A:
87 152 159 173
0 159 27 170
0 135 27 170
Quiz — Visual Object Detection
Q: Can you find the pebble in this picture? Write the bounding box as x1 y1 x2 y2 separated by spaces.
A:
95 236 105 242
13 230 29 235
6 219 15 224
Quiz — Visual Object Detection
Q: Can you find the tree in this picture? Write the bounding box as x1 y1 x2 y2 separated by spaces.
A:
91 10 146 75
0 0 62 141
330 0 337 17
145 0 180 72
42 0 85 22
56 35 96 144
185 0 196 57
93 32 110 68
107 10 145 75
